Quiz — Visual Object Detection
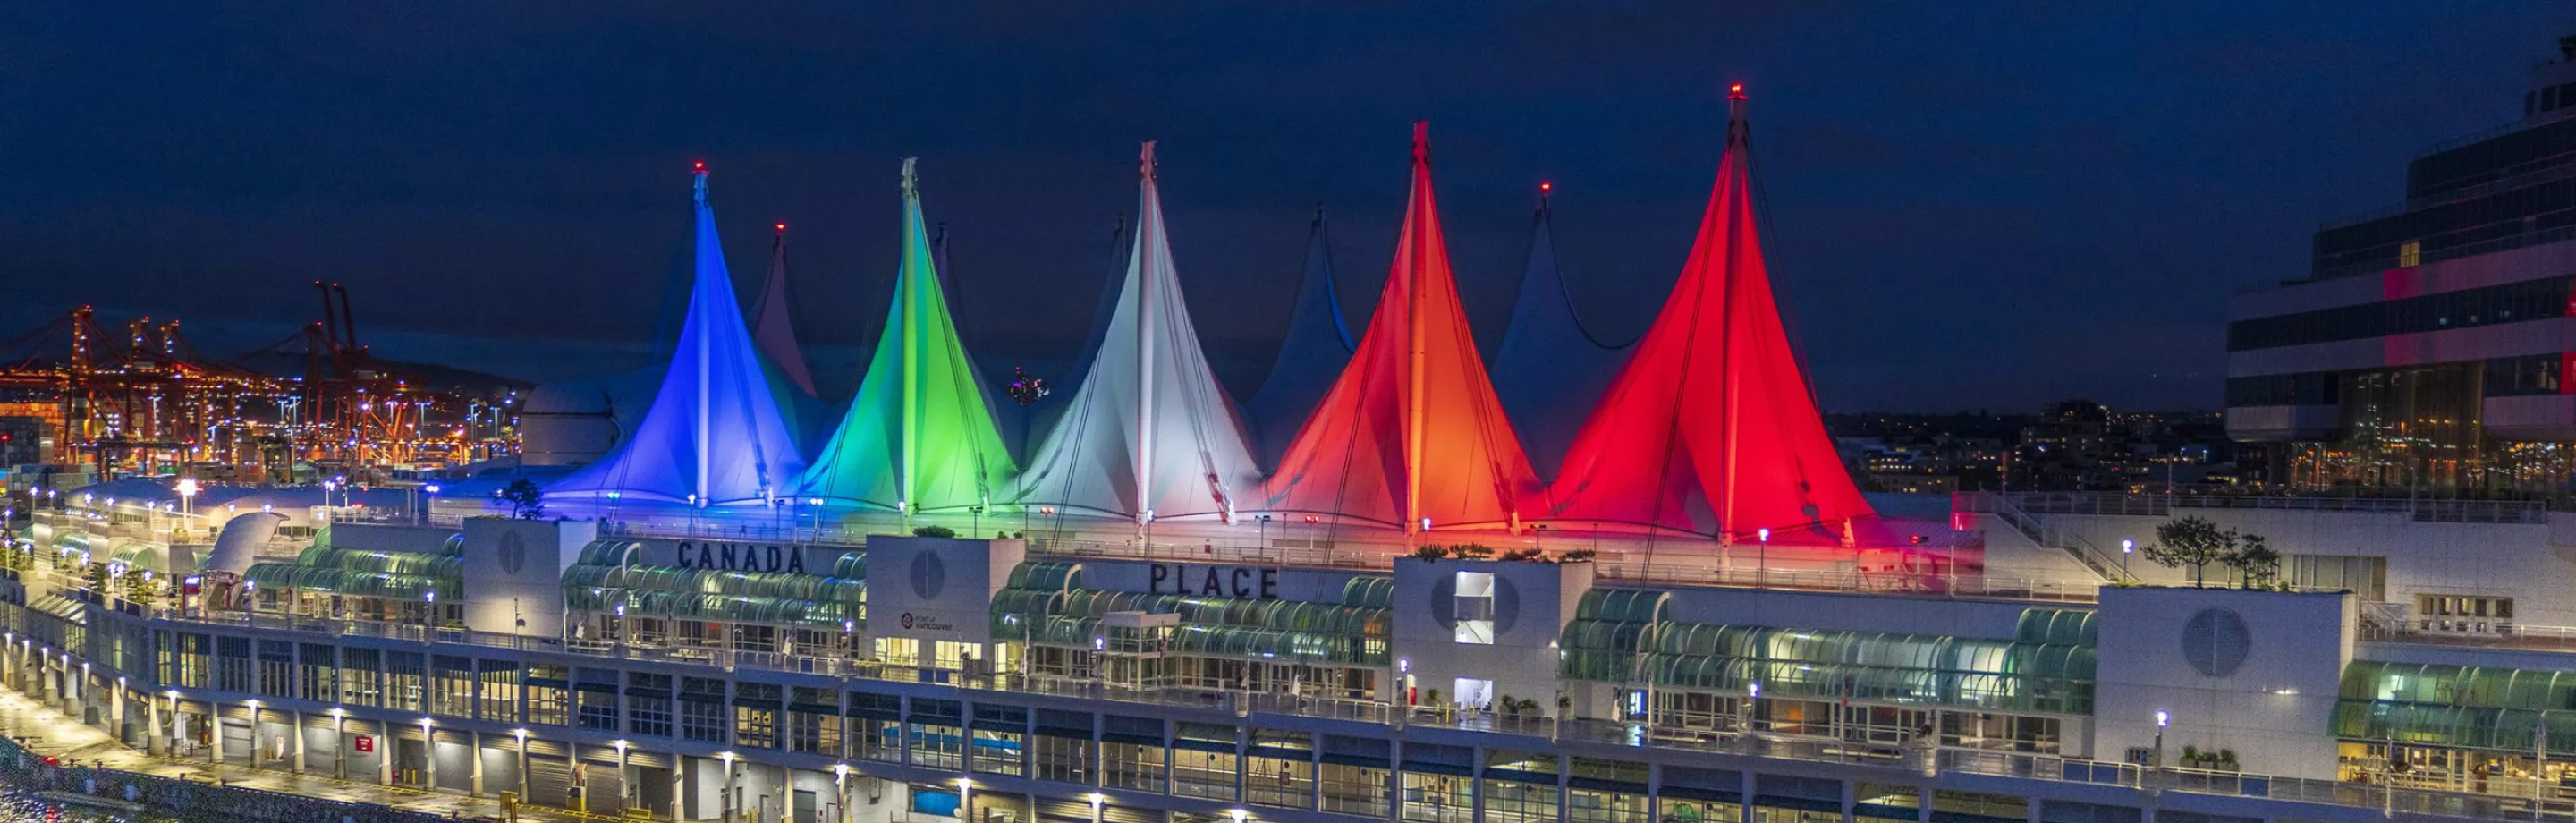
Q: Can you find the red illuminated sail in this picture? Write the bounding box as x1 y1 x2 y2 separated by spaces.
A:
1261 123 1542 530
1547 94 1871 537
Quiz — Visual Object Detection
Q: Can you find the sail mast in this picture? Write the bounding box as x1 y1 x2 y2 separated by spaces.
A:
1405 123 1430 536
692 161 712 506
899 158 921 510
1718 84 1749 547
1136 141 1160 524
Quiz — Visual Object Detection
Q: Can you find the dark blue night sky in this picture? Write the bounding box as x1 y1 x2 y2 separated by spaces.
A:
3 4 2565 412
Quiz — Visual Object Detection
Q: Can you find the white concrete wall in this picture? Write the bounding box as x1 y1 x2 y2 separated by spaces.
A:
2037 508 2576 625
1657 585 2038 641
458 516 597 637
2092 587 2352 781
1388 557 1590 715
329 522 462 555
864 537 1026 648
1954 512 2105 583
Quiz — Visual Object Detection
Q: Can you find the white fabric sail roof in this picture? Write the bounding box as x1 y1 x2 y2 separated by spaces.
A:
1493 194 1631 479
550 165 809 505
1007 142 1262 522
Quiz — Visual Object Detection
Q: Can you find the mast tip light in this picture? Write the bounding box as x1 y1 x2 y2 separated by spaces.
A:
692 160 706 172
1539 181 1552 192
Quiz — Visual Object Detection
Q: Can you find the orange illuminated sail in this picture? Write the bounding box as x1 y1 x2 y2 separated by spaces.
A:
1260 123 1541 530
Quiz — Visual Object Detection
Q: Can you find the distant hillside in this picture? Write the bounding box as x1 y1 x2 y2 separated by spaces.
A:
230 350 531 395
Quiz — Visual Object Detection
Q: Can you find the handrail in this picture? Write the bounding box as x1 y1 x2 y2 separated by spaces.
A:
1961 490 2548 525
106 608 2576 820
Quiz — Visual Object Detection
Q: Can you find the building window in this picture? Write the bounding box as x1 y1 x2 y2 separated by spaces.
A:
298 644 336 703
909 722 962 770
1567 788 1652 823
1659 799 1745 823
1033 734 1091 784
1319 763 1390 818
734 707 777 749
856 720 902 762
433 657 476 718
386 651 427 712
1481 779 1555 823
479 660 521 723
1172 748 1239 801
257 641 294 697
2289 555 2387 600
680 677 726 742
338 647 378 707
2398 240 2422 267
1102 739 1165 793
630 696 673 739
1453 572 1495 645
680 700 724 743
1247 729 1315 810
1400 772 1472 823
579 691 620 733
525 679 570 727
2418 594 2515 632
970 728 1025 776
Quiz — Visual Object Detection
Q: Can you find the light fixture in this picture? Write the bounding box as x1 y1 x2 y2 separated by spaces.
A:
2155 709 2170 728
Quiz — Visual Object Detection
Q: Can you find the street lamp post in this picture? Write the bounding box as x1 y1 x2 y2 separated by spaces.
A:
2153 709 2171 778
1745 682 1762 737
2121 538 2134 577
1757 528 1771 588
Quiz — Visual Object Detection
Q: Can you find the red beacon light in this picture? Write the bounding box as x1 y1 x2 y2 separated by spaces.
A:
775 223 787 233
692 160 707 173
1539 181 1553 193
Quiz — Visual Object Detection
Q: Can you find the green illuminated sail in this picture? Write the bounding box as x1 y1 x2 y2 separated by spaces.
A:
799 158 1016 512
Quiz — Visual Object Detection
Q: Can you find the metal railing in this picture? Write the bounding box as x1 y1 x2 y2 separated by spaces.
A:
132 608 2576 821
1962 490 2548 525
1953 492 2132 584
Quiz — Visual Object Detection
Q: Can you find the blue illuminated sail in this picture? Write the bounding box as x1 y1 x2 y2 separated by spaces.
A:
550 165 809 505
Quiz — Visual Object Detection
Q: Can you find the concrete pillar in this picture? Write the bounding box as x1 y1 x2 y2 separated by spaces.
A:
423 725 436 789
834 768 851 823
724 758 741 823
146 692 165 755
110 683 124 743
670 758 686 823
380 727 394 785
55 658 73 715
171 700 189 760
470 731 485 796
781 763 795 823
335 715 348 781
209 704 225 764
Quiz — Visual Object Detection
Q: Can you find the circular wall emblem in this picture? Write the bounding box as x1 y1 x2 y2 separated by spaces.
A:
900 613 915 630
2181 607 2252 677
496 531 527 575
910 553 947 598
1427 572 1521 633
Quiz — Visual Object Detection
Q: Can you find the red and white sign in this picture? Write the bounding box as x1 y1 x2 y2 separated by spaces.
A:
353 735 375 753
